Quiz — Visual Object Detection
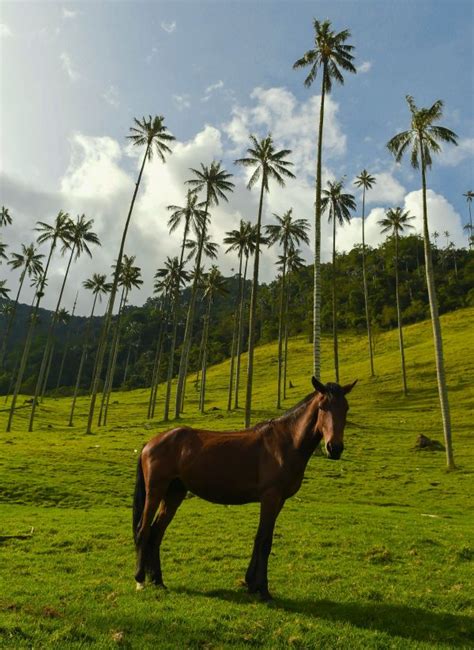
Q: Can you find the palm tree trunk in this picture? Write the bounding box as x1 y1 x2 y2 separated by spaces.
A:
283 275 290 400
122 345 132 385
245 174 266 428
313 69 327 379
86 143 150 434
395 233 408 395
361 187 375 376
227 253 243 411
420 144 454 469
174 196 210 417
0 269 26 367
28 244 77 431
332 216 339 383
234 255 248 409
101 288 127 426
148 304 168 419
276 247 287 408
41 343 55 397
55 292 78 390
199 297 212 413
4 352 20 403
6 242 56 432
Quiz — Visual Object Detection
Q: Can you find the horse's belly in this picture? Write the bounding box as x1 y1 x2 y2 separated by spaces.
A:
183 479 259 505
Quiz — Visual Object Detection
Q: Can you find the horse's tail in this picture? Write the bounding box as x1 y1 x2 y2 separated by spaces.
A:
133 453 146 547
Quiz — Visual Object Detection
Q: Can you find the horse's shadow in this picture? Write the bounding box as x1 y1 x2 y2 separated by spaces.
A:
174 587 472 646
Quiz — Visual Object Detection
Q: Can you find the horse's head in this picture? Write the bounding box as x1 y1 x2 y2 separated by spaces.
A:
311 377 357 460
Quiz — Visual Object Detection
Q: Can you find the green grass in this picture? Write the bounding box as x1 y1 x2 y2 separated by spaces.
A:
1 308 473 648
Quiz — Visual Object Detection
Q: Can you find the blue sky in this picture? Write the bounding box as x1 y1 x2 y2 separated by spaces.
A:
1 0 473 314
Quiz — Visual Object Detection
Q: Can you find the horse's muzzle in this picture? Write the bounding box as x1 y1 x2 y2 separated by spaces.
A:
326 442 344 460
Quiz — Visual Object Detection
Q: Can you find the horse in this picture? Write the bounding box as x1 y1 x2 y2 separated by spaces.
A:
133 376 357 601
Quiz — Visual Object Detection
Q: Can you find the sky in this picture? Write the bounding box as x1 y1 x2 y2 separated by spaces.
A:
0 0 473 315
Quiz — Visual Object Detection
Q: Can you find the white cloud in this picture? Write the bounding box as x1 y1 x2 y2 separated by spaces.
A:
357 61 372 74
403 189 465 246
60 52 79 81
202 80 225 102
145 46 158 64
62 8 78 19
173 94 191 111
0 23 12 38
352 170 406 206
436 137 474 167
160 20 176 33
103 85 120 108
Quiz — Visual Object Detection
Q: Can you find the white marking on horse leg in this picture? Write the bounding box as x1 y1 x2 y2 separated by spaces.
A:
136 581 145 591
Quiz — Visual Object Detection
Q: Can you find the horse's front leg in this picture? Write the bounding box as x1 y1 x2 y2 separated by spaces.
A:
246 490 284 601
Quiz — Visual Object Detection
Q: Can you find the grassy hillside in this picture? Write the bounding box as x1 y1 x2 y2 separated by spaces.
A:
1 308 473 648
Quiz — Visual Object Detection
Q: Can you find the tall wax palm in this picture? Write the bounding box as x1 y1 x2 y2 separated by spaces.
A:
86 115 175 433
280 247 305 400
28 214 100 431
54 292 79 390
463 190 473 249
378 208 415 396
443 230 451 248
41 307 70 397
265 209 309 407
199 266 227 413
0 244 44 366
0 206 12 227
235 134 295 427
101 255 142 425
0 241 7 262
6 210 72 432
122 322 142 386
0 280 9 299
174 161 234 417
68 274 111 426
294 19 356 379
432 231 439 247
321 179 356 382
354 170 377 376
387 95 458 469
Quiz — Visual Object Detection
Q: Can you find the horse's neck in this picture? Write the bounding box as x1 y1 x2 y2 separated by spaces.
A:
290 398 322 461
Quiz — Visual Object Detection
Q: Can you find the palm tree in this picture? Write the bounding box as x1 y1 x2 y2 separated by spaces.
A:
443 230 451 248
0 206 12 227
101 255 142 426
199 266 227 412
86 115 175 434
354 170 377 376
28 214 100 431
463 191 473 249
174 161 234 417
265 209 309 407
68 273 111 427
378 207 415 396
235 134 295 427
321 179 356 382
0 280 9 299
294 19 356 379
122 322 142 386
147 271 173 419
432 231 440 247
6 210 72 432
280 247 305 399
41 307 70 397
387 95 458 469
54 292 79 390
0 244 44 366
0 241 7 262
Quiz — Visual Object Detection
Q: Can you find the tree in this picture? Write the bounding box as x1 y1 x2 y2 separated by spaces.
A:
0 244 44 366
463 190 473 249
6 210 72 432
28 214 100 431
86 115 175 434
147 270 173 419
443 230 450 248
378 207 415 395
0 241 7 263
0 280 9 300
199 266 227 412
265 209 309 407
235 134 295 427
294 19 356 379
54 292 79 391
0 206 12 227
280 247 305 399
68 274 111 426
432 231 440 247
354 169 377 376
387 95 458 469
174 161 234 417
321 179 356 382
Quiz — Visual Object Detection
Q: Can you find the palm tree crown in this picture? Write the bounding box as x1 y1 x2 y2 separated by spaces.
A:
378 208 415 237
321 179 356 226
8 244 44 278
186 161 235 208
127 115 175 162
1 206 12 227
265 209 310 251
83 273 112 301
167 191 207 238
354 169 376 193
67 215 101 259
235 135 295 191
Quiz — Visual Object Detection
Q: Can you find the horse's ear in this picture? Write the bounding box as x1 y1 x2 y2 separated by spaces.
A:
342 379 358 395
312 376 327 394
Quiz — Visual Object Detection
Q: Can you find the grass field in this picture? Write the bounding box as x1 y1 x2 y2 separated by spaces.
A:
1 308 473 649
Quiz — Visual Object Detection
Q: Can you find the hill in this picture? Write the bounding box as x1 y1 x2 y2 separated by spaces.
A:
0 308 473 648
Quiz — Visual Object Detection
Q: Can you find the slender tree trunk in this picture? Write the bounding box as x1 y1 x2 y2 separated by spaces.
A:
276 246 287 408
0 269 26 367
55 292 78 390
199 297 212 413
361 187 375 376
4 352 20 403
100 288 127 426
41 343 55 398
175 196 210 417
122 345 132 385
313 69 327 379
283 275 290 400
420 143 454 469
234 255 248 408
6 242 56 432
332 217 339 383
245 175 266 428
227 253 243 411
148 301 169 419
28 244 77 431
394 233 408 395
86 143 150 434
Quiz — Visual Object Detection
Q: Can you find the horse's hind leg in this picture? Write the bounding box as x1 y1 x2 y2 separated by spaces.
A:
148 479 187 588
135 480 169 588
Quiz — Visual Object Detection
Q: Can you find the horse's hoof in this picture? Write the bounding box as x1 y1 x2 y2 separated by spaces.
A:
136 581 145 591
247 583 258 594
259 591 273 602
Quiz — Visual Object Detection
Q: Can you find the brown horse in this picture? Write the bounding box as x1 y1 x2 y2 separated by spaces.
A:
133 376 356 601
